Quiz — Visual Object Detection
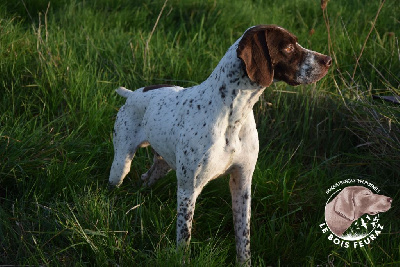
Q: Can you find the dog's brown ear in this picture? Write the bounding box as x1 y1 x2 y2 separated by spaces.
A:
237 25 274 87
334 187 355 221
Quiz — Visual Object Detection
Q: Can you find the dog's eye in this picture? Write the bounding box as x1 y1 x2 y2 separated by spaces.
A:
284 44 295 53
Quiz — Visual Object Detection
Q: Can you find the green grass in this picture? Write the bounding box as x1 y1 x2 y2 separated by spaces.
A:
1 0 399 265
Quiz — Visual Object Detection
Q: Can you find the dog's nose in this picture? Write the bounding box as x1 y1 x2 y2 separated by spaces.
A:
323 56 332 67
387 197 393 203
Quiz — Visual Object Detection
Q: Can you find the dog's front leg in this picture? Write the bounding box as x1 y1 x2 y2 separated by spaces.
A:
176 186 198 248
230 168 252 266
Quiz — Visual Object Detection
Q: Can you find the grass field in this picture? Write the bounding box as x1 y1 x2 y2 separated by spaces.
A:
1 0 399 265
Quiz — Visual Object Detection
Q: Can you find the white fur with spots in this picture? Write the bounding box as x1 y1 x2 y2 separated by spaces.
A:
109 25 331 266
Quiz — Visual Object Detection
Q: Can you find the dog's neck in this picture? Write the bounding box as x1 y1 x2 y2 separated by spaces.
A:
198 39 266 127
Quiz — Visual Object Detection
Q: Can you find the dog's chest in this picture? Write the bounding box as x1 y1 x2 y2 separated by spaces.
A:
142 87 257 169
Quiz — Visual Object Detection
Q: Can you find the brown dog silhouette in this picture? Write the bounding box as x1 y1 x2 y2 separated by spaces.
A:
325 186 392 237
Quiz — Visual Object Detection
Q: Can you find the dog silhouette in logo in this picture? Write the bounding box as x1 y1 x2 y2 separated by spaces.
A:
325 186 392 237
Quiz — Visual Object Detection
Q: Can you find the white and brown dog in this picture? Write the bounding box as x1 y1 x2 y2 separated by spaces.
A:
109 25 331 265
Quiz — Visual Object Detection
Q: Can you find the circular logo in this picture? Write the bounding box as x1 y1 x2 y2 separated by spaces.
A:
320 179 392 248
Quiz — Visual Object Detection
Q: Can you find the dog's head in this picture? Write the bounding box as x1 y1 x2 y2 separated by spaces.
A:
237 25 332 87
333 186 392 221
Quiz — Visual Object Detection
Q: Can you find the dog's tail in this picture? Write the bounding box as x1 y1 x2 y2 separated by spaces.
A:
115 87 133 98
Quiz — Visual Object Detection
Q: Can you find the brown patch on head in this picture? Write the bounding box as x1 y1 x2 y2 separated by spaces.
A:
237 25 331 87
265 27 306 86
143 84 174 92
237 25 274 87
237 25 306 87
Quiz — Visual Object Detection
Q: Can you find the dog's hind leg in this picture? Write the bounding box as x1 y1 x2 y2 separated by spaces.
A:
141 150 171 187
109 105 146 187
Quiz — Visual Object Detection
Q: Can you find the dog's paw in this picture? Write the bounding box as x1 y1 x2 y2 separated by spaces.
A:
108 182 119 191
141 172 149 181
108 179 123 190
140 173 152 187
